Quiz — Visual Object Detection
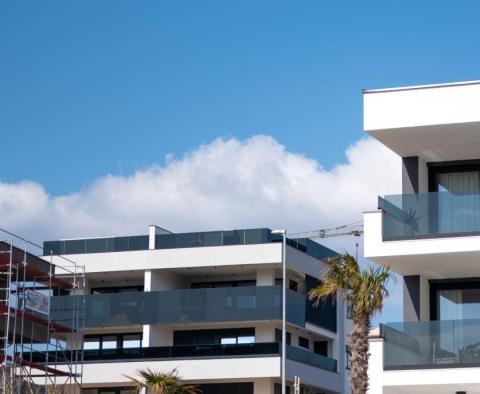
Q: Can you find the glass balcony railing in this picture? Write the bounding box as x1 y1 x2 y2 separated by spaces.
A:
51 286 308 328
379 191 480 240
43 228 336 261
23 343 337 372
286 345 337 372
25 342 280 364
381 319 480 369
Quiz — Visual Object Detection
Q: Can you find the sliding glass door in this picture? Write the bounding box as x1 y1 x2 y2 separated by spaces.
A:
429 163 480 234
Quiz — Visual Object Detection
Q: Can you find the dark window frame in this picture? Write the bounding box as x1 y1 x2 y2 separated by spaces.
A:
190 280 256 289
428 160 480 192
275 328 291 345
429 278 480 320
298 336 309 349
90 285 144 294
173 328 255 346
84 332 143 351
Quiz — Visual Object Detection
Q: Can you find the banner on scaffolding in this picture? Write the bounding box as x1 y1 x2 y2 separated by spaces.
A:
25 289 50 315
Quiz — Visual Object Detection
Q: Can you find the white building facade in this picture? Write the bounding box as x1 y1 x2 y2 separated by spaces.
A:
44 227 349 394
364 81 480 394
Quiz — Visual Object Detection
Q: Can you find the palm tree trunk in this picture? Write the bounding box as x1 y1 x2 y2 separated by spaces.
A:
349 310 371 394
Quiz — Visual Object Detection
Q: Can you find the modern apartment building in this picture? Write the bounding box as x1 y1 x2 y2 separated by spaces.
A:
363 81 480 394
43 226 349 394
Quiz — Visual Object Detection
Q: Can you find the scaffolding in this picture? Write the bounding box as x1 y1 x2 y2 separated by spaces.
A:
0 228 85 394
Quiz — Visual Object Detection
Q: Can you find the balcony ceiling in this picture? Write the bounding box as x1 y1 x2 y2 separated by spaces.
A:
368 121 480 162
386 383 480 394
371 247 480 279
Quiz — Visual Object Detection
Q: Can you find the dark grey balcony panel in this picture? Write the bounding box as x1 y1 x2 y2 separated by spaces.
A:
304 275 337 332
285 290 305 327
24 342 280 364
43 240 62 255
85 238 109 254
43 228 336 262
47 235 150 255
25 343 338 373
380 191 480 240
286 345 337 372
127 235 149 251
382 319 480 369
64 239 86 254
51 286 307 328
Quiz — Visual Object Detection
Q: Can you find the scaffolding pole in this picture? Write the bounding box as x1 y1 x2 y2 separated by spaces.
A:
0 228 85 394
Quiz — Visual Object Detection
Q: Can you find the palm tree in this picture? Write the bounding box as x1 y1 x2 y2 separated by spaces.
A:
308 254 391 394
126 368 200 394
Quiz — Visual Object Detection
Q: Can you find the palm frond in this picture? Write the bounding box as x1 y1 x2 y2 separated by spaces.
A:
309 253 392 318
126 368 199 394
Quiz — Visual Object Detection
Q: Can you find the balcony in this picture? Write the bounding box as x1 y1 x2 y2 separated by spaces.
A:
25 343 337 373
52 285 336 332
43 228 335 261
381 319 480 370
364 192 480 277
53 285 327 329
380 191 480 241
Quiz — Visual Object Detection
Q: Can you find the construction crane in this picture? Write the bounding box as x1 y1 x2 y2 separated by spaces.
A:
288 222 363 240
287 221 364 260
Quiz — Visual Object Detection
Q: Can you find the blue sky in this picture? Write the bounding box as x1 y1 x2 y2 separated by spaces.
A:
2 0 480 194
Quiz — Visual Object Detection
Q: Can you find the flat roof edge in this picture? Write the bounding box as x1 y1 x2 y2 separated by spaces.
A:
363 80 480 94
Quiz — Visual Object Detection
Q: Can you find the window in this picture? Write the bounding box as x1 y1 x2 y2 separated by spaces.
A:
298 336 309 349
314 341 328 356
173 328 255 346
191 280 256 289
237 336 255 344
83 333 142 351
102 336 117 350
274 383 291 394
346 346 352 370
83 388 136 394
431 280 480 321
83 337 100 350
275 329 291 345
198 383 254 394
123 334 142 348
428 162 480 235
289 279 298 292
91 286 143 294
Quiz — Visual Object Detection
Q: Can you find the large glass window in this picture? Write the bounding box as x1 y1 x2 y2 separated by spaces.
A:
432 280 480 321
429 163 480 234
434 171 480 193
173 328 255 346
91 286 143 294
437 288 480 320
83 333 142 351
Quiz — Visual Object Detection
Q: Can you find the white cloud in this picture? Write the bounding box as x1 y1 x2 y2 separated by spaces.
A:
1 135 401 241
0 134 403 323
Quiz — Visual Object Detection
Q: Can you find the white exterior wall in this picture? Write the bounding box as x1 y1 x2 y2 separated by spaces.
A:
80 357 281 385
256 267 276 286
368 338 384 394
254 378 274 394
364 81 480 131
52 243 283 274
